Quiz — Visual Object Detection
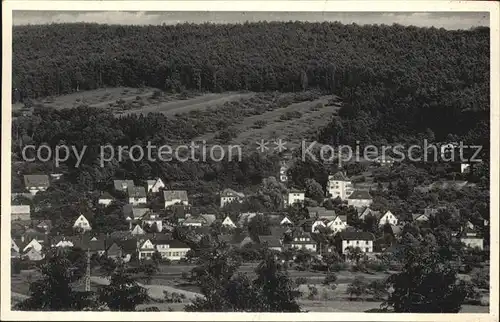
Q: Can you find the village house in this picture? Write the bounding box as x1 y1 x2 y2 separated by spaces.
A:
182 216 206 227
258 235 283 252
24 174 50 195
347 190 373 208
459 228 484 250
98 192 114 206
284 189 305 207
138 239 156 260
289 232 317 252
278 152 293 182
131 224 145 235
311 219 327 233
164 190 189 208
11 239 20 257
358 207 381 221
412 213 431 222
11 205 31 221
114 180 135 192
20 237 43 253
199 214 216 226
146 178 166 193
338 231 375 254
155 239 191 261
23 247 45 261
280 216 294 226
221 216 237 228
373 155 396 167
106 242 124 260
377 211 398 226
123 205 151 228
307 207 337 221
141 212 163 232
220 188 245 208
128 186 147 206
327 172 353 200
326 215 348 234
73 214 92 232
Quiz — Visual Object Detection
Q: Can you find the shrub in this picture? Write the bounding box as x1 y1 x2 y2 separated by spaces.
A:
307 285 319 300
347 276 369 300
280 111 302 121
368 280 388 300
323 272 338 286
471 267 489 290
253 120 268 129
295 277 307 286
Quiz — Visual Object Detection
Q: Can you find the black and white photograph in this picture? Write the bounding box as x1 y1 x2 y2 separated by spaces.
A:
1 1 499 320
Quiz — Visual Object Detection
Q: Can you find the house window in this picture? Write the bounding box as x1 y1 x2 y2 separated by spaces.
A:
356 241 359 245
365 248 369 252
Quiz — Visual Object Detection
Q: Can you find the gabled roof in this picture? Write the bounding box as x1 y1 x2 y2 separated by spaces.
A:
220 188 245 198
167 239 190 249
164 190 188 202
24 174 50 188
334 215 347 222
200 214 216 225
338 231 375 241
183 217 207 225
113 180 135 191
123 205 151 220
412 213 428 221
11 205 31 215
329 172 350 181
258 235 282 248
128 186 147 198
347 190 372 200
99 191 114 200
306 207 336 219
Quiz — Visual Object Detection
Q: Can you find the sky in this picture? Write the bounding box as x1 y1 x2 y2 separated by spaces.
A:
12 11 489 30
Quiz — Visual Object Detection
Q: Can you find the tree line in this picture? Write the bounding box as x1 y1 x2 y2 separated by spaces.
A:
12 22 490 145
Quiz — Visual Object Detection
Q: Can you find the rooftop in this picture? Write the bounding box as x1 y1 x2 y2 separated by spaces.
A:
164 190 189 202
24 174 50 188
347 190 372 200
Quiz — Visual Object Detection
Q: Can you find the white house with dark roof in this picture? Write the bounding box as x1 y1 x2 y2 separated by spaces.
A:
347 190 373 208
285 189 305 207
128 186 147 205
280 216 293 226
11 205 31 221
24 174 50 195
157 240 191 261
358 207 381 221
377 211 398 226
459 227 484 250
307 207 337 221
326 215 348 233
142 212 163 232
222 216 237 228
412 213 430 222
98 192 114 206
327 172 353 200
290 232 317 252
220 188 245 208
147 178 165 193
114 180 135 192
164 190 189 208
73 214 92 232
338 231 375 254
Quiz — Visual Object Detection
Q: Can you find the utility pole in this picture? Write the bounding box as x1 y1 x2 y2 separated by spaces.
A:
85 247 91 292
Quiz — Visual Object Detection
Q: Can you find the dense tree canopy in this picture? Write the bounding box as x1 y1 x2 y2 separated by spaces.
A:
12 22 489 146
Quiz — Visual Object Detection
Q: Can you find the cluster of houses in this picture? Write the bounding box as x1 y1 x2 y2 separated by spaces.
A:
11 169 486 263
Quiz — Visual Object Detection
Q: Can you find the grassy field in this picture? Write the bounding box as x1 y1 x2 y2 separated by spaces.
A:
13 88 340 150
11 264 489 313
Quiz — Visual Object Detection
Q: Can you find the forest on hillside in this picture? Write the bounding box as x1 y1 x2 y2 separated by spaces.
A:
12 22 490 147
